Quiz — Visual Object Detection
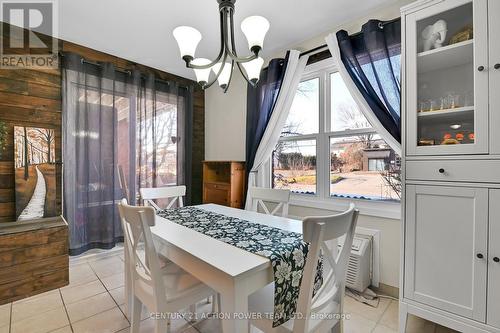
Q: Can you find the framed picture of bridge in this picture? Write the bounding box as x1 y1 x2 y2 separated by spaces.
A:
14 126 57 221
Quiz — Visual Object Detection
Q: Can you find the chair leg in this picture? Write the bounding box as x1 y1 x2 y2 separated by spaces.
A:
188 303 197 323
130 296 142 333
154 318 170 333
211 294 218 314
331 320 341 333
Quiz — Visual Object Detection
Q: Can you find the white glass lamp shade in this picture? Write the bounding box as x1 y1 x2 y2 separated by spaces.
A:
212 62 232 88
242 57 264 84
173 26 202 59
241 16 270 51
191 58 212 85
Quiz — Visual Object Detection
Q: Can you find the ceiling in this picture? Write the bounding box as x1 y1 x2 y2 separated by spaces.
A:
59 0 398 80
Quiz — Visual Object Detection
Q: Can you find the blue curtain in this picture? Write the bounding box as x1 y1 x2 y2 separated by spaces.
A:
246 52 289 179
336 19 401 143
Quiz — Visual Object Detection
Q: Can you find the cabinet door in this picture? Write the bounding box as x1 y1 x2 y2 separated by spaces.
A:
488 190 500 328
203 183 230 206
490 0 500 155
405 0 489 156
404 185 488 321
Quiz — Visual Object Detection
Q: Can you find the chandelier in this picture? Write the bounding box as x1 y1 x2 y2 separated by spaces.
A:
172 0 270 92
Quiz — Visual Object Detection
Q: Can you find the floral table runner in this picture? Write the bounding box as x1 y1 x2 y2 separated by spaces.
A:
158 206 323 327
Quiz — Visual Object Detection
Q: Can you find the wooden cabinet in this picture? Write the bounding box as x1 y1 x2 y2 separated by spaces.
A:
401 1 500 332
404 185 487 321
202 161 245 209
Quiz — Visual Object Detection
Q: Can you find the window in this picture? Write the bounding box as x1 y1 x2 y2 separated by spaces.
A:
281 78 319 136
274 77 320 194
368 159 386 172
272 60 401 202
273 139 316 194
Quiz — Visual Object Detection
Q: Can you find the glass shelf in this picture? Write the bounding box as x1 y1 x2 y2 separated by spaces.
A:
417 39 473 73
417 106 474 118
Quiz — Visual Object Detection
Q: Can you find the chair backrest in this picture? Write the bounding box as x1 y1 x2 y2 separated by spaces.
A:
293 203 359 333
248 187 290 217
117 165 130 203
118 199 166 310
140 185 186 210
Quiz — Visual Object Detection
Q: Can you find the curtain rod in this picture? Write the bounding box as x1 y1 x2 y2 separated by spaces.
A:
299 17 400 58
58 52 192 89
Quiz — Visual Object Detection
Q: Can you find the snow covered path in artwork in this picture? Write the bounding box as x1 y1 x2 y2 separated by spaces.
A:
18 165 46 221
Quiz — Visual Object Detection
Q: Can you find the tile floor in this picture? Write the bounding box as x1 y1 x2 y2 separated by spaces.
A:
0 251 459 333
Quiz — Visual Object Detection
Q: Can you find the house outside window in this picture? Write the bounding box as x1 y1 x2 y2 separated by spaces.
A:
272 59 401 203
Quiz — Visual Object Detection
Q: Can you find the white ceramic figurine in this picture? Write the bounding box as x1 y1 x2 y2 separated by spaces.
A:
421 19 448 51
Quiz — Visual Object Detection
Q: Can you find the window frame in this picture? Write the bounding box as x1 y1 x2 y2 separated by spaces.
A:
271 58 401 219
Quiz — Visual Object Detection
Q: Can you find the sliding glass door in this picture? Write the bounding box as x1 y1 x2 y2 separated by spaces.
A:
62 53 190 255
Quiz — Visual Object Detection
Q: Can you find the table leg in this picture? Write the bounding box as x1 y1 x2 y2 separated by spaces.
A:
220 287 249 333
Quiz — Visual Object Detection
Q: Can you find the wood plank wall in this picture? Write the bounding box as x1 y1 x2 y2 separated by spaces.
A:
0 24 205 223
0 24 62 222
0 217 68 304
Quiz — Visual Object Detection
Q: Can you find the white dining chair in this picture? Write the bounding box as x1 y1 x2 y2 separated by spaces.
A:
118 199 217 333
140 185 218 311
248 203 359 333
248 187 291 217
140 185 186 210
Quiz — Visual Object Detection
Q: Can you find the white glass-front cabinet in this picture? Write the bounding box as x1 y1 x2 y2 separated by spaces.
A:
405 0 488 155
402 1 500 332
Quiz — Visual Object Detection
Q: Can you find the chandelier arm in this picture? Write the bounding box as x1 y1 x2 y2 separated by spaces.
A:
222 60 235 93
223 7 260 64
201 52 229 90
235 60 256 87
228 9 258 87
186 10 226 70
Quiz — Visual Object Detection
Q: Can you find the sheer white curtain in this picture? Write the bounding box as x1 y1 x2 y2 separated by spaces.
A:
325 34 401 155
245 50 309 209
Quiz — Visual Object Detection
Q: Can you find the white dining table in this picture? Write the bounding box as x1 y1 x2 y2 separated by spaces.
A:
148 203 302 333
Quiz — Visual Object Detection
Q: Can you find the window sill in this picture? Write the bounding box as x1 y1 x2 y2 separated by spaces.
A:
289 194 401 220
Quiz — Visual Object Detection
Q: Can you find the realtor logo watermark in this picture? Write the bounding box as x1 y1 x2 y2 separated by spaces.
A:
0 0 58 69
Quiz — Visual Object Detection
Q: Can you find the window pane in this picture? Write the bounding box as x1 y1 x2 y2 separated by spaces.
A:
330 72 371 131
368 158 386 171
272 140 316 194
330 134 400 201
281 78 319 136
137 91 178 188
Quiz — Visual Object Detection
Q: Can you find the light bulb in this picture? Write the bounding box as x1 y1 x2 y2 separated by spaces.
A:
212 62 232 89
242 57 264 84
173 26 202 60
191 58 212 85
241 16 270 52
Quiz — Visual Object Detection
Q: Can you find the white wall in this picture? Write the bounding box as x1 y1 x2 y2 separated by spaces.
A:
204 70 248 161
204 0 413 288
